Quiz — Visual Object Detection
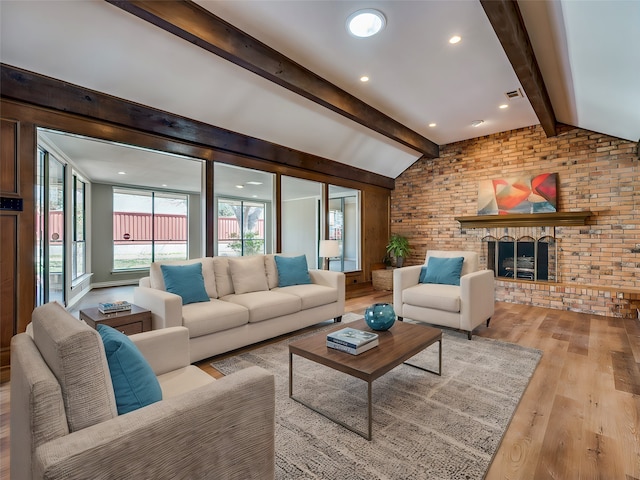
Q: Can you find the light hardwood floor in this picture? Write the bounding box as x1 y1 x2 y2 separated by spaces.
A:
2 286 639 479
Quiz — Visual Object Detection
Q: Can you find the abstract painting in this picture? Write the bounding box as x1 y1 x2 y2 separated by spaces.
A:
477 173 557 215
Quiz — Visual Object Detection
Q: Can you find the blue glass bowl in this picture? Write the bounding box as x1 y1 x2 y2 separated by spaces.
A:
364 303 396 331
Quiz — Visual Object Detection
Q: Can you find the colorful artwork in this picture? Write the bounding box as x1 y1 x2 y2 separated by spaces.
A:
477 173 557 215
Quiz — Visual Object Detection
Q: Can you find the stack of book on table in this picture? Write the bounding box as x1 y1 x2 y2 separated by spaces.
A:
326 327 379 355
98 301 132 314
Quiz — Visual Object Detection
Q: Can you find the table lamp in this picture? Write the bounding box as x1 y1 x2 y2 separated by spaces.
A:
319 240 340 270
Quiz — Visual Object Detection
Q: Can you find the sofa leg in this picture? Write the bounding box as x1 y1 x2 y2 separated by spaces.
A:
486 317 491 328
398 316 403 322
467 331 473 340
334 316 342 323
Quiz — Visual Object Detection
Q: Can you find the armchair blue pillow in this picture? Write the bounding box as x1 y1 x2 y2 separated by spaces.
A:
419 256 465 286
275 255 312 287
97 324 162 415
161 262 210 305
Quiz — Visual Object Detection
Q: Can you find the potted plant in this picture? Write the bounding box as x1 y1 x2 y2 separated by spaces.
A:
386 234 411 268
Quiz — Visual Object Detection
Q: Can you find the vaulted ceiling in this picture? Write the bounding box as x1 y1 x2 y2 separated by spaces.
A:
1 0 638 186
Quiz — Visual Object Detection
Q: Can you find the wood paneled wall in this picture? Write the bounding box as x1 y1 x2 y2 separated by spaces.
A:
0 98 392 378
0 117 36 382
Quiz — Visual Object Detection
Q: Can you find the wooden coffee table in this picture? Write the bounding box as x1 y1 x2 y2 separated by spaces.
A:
289 318 442 440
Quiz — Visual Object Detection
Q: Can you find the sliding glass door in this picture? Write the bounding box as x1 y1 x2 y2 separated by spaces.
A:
35 148 66 305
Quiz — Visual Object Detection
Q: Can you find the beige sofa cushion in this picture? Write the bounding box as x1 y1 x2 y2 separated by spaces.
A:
31 302 118 432
156 366 216 399
228 256 269 294
182 299 249 338
402 283 461 313
223 291 301 323
149 257 217 299
212 256 234 297
274 284 338 310
264 254 279 289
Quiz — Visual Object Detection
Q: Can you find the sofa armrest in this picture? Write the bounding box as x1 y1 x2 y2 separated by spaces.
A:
130 326 190 375
34 366 276 480
459 269 495 330
309 269 345 305
133 286 182 329
393 265 422 316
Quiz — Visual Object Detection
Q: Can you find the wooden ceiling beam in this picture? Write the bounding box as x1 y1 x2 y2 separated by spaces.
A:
1 64 395 189
480 0 557 137
106 0 440 158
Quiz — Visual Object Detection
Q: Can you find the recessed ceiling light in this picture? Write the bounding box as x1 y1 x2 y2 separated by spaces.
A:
162 184 167 187
346 9 386 38
252 195 258 198
471 120 484 127
360 76 370 82
235 185 244 189
428 123 437 128
499 104 509 109
449 35 461 44
118 171 126 175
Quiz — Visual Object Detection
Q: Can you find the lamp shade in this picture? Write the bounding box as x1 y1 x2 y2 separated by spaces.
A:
319 240 340 258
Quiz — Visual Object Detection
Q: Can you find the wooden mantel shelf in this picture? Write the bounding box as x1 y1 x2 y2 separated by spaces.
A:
455 211 591 228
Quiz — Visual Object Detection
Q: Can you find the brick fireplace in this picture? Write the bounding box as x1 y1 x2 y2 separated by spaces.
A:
390 124 639 319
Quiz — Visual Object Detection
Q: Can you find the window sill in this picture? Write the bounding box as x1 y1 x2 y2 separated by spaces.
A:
71 273 93 290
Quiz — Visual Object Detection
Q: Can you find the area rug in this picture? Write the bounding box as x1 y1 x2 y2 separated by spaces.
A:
212 315 542 480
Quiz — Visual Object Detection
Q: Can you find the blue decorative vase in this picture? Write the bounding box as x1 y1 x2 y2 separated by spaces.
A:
364 303 396 331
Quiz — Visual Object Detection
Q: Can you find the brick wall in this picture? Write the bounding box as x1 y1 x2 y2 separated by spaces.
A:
391 124 639 317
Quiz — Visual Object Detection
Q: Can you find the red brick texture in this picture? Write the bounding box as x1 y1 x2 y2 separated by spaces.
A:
391 124 639 317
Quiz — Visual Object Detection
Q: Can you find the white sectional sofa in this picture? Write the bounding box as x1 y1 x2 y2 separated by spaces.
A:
134 254 345 362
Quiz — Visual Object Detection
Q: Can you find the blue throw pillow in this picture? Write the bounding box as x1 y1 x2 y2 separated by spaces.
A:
421 256 465 286
97 324 162 415
419 266 429 283
161 263 210 305
275 255 312 287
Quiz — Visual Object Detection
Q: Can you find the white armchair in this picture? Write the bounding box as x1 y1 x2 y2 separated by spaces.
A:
393 250 495 339
11 302 275 480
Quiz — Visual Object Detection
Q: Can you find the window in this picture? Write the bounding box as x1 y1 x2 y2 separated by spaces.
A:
328 185 360 272
113 188 188 270
72 174 86 281
214 163 274 256
217 199 266 256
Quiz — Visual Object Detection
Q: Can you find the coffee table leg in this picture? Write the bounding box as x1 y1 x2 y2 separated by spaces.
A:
289 352 293 397
367 381 372 440
403 336 442 376
289 352 374 440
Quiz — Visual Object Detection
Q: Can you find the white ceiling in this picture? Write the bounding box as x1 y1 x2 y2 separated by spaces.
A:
1 0 638 189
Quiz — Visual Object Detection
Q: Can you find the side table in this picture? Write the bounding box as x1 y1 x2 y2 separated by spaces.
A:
80 304 152 335
372 268 395 291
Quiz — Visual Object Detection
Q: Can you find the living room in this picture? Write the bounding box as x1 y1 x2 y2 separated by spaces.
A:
1 1 639 479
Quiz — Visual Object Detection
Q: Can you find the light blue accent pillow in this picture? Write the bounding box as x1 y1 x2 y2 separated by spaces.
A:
421 256 465 286
161 262 210 305
97 324 162 415
275 255 312 287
